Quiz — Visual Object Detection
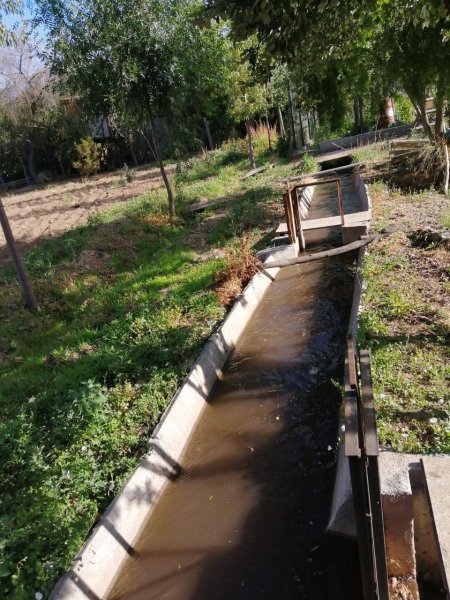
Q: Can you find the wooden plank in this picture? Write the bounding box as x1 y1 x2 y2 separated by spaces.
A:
421 456 450 596
241 163 275 180
0 196 39 311
184 191 246 213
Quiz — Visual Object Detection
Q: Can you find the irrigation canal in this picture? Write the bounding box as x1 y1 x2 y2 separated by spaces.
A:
109 176 364 600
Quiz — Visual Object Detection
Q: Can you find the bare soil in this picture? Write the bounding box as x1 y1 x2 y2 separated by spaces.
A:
0 163 174 268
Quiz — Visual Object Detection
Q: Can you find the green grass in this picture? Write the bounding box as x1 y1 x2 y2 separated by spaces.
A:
441 208 450 230
351 142 389 165
0 133 298 598
359 238 450 454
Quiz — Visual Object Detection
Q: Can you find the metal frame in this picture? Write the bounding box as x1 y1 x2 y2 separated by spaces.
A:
345 337 389 600
283 178 346 254
292 177 345 227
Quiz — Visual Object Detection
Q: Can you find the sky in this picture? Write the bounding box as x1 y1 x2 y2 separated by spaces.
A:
2 0 46 40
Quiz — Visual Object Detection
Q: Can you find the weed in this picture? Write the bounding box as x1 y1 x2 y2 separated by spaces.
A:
441 209 450 230
213 236 261 307
119 163 134 185
298 152 320 174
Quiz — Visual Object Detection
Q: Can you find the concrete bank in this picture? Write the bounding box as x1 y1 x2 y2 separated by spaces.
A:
50 265 279 600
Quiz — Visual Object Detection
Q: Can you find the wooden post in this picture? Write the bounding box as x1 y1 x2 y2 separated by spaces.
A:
283 189 296 245
292 187 306 253
0 196 39 311
286 181 297 246
265 113 272 151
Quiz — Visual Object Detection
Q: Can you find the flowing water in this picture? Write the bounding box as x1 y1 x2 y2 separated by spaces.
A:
109 176 363 600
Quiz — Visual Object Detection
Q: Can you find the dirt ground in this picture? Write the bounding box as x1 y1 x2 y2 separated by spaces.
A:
0 163 174 268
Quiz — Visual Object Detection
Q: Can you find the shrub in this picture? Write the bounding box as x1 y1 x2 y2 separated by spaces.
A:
276 135 291 158
72 137 102 177
119 163 134 185
213 237 261 307
393 94 415 124
298 152 320 174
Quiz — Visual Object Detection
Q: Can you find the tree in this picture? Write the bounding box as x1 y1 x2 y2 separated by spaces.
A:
0 0 21 45
267 64 288 139
172 3 237 152
0 34 59 182
372 1 449 141
226 45 267 169
38 0 179 217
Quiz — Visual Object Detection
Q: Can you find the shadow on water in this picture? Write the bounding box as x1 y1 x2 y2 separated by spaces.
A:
109 249 363 600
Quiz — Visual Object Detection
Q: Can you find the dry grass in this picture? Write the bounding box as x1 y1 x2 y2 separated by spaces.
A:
213 237 261 307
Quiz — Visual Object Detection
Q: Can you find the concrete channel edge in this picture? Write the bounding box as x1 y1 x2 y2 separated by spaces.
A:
50 264 280 600
50 183 317 600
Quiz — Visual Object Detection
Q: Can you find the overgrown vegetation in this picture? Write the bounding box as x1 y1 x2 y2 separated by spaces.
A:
0 133 294 597
359 182 450 453
350 142 389 166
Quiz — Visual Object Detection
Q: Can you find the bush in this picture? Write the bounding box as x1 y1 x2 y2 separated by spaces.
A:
393 94 415 124
219 138 248 164
298 152 320 174
72 137 102 177
276 135 291 158
119 163 134 185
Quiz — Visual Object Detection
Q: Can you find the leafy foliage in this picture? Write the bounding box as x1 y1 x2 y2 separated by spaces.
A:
72 137 101 177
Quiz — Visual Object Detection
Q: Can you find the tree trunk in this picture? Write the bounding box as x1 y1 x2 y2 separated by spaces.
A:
434 97 444 138
265 113 272 151
306 112 312 145
358 96 364 133
405 90 434 141
57 153 66 177
128 131 139 167
246 120 256 170
299 112 305 148
444 143 449 196
20 158 30 185
203 118 214 150
149 115 175 219
277 106 286 139
288 82 298 152
140 127 157 161
27 139 38 183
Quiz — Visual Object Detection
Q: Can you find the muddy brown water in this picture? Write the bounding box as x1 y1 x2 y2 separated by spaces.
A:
109 177 363 600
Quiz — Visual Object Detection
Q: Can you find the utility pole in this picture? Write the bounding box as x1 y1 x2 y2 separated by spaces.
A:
0 196 39 311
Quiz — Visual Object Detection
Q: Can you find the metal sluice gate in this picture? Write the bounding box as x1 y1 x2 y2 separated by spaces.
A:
345 337 389 600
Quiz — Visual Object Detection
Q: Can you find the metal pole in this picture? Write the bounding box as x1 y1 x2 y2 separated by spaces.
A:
337 178 345 226
0 196 39 311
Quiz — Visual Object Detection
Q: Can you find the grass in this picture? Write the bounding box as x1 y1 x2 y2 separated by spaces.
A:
351 142 389 165
0 131 300 598
359 185 450 454
441 208 450 230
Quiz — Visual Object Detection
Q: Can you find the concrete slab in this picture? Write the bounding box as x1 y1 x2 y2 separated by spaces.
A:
379 452 417 586
257 242 298 264
422 456 450 597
